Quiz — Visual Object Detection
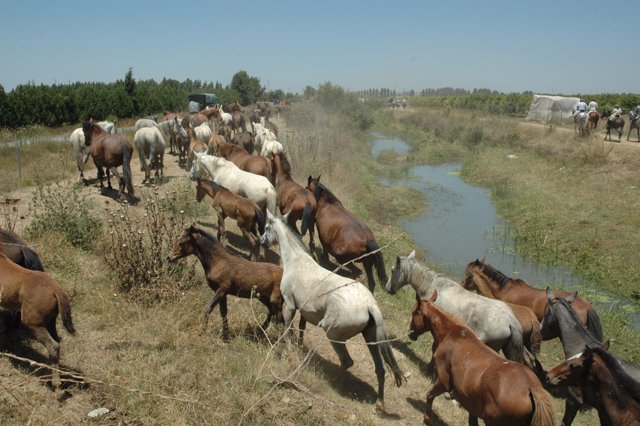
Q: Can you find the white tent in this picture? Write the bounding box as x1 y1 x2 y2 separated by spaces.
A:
525 94 580 125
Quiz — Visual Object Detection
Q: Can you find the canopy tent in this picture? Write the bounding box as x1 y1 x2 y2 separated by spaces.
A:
525 95 580 125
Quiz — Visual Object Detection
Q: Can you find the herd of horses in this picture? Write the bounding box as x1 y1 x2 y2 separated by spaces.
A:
1 103 639 425
574 110 639 143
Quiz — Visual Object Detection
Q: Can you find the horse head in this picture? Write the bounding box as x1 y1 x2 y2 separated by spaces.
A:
540 288 578 341
167 225 199 263
409 289 438 341
546 341 610 386
385 250 415 294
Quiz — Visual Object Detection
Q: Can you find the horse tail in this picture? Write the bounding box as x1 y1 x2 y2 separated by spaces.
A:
54 288 76 336
502 323 526 365
254 207 265 236
122 141 134 196
587 308 604 342
300 202 313 236
366 240 388 285
529 387 556 426
21 247 45 271
368 304 404 387
528 319 542 355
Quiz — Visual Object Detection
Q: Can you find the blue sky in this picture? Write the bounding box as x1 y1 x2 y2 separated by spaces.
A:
1 0 638 95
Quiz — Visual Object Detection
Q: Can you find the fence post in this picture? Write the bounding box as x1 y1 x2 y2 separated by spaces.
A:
16 141 22 178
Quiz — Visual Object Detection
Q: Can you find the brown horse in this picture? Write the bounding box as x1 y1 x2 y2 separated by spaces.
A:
271 152 317 253
588 111 600 132
628 114 640 141
186 124 208 170
306 175 387 292
461 269 542 356
195 178 265 261
224 102 242 113
82 120 135 198
0 251 76 387
601 111 625 142
410 290 556 426
167 226 283 338
231 110 247 133
463 259 603 341
217 143 271 181
232 131 255 154
191 106 219 128
207 134 227 155
547 342 640 426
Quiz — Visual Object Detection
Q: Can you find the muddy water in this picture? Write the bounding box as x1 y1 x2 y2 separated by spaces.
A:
371 136 640 327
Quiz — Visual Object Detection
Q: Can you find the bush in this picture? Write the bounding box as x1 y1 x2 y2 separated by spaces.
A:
100 184 202 303
27 183 101 250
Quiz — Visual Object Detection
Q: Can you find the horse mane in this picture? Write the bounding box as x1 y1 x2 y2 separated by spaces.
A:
189 226 220 250
312 181 341 204
199 179 224 193
276 216 311 255
555 298 602 343
276 152 292 176
405 258 456 295
477 261 511 288
591 347 640 402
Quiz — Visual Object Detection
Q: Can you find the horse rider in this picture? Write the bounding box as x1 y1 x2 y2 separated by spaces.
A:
609 104 623 122
573 99 587 118
588 99 598 112
630 105 640 124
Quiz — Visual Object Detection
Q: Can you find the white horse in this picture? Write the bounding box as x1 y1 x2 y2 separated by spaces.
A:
260 138 284 158
385 251 535 367
218 107 232 126
575 111 589 137
193 122 212 144
260 211 404 412
252 122 276 155
189 152 277 215
70 122 116 181
134 126 165 184
134 118 157 131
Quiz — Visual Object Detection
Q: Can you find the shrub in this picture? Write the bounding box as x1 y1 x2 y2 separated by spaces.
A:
100 184 203 303
27 183 101 250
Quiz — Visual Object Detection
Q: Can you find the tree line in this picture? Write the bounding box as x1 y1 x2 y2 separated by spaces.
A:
0 69 294 129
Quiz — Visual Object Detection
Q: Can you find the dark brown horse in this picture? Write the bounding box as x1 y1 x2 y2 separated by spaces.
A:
463 259 603 341
410 290 556 426
0 229 45 272
224 102 242 113
217 143 271 181
82 120 134 198
628 113 640 141
191 106 219 128
167 226 283 338
306 175 387 292
547 343 640 426
271 152 317 253
0 250 76 387
195 178 265 261
601 111 625 142
232 131 255 154
461 269 542 356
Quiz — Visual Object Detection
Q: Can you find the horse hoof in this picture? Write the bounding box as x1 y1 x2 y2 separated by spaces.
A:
375 400 386 414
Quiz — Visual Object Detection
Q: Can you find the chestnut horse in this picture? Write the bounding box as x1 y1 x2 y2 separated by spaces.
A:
82 120 134 198
231 131 255 155
195 178 265 261
231 110 247 133
186 123 208 169
0 251 76 387
588 111 599 132
191 106 219 128
271 152 317 253
167 226 283 339
306 175 387 292
547 343 640 426
217 142 271 181
463 259 603 341
410 290 556 426
461 268 542 356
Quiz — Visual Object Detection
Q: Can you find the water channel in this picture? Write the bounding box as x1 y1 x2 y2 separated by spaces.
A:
370 135 640 327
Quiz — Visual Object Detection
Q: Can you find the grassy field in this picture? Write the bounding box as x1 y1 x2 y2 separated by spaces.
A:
0 105 614 425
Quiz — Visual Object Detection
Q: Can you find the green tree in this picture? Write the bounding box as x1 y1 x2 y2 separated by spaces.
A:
230 71 264 105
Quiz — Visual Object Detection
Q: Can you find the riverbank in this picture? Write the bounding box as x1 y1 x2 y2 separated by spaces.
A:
373 106 640 362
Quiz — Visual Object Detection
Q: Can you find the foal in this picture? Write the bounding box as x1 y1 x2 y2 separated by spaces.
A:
195 178 265 261
167 226 283 338
0 251 76 387
410 290 555 426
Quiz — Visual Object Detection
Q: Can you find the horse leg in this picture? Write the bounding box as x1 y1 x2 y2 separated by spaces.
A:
96 165 105 189
110 167 123 198
363 260 376 293
219 295 230 341
281 300 297 350
298 316 307 347
28 325 61 388
201 288 226 336
329 340 354 372
241 228 259 261
216 211 226 241
561 397 581 426
468 415 479 426
424 380 447 425
362 322 387 412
